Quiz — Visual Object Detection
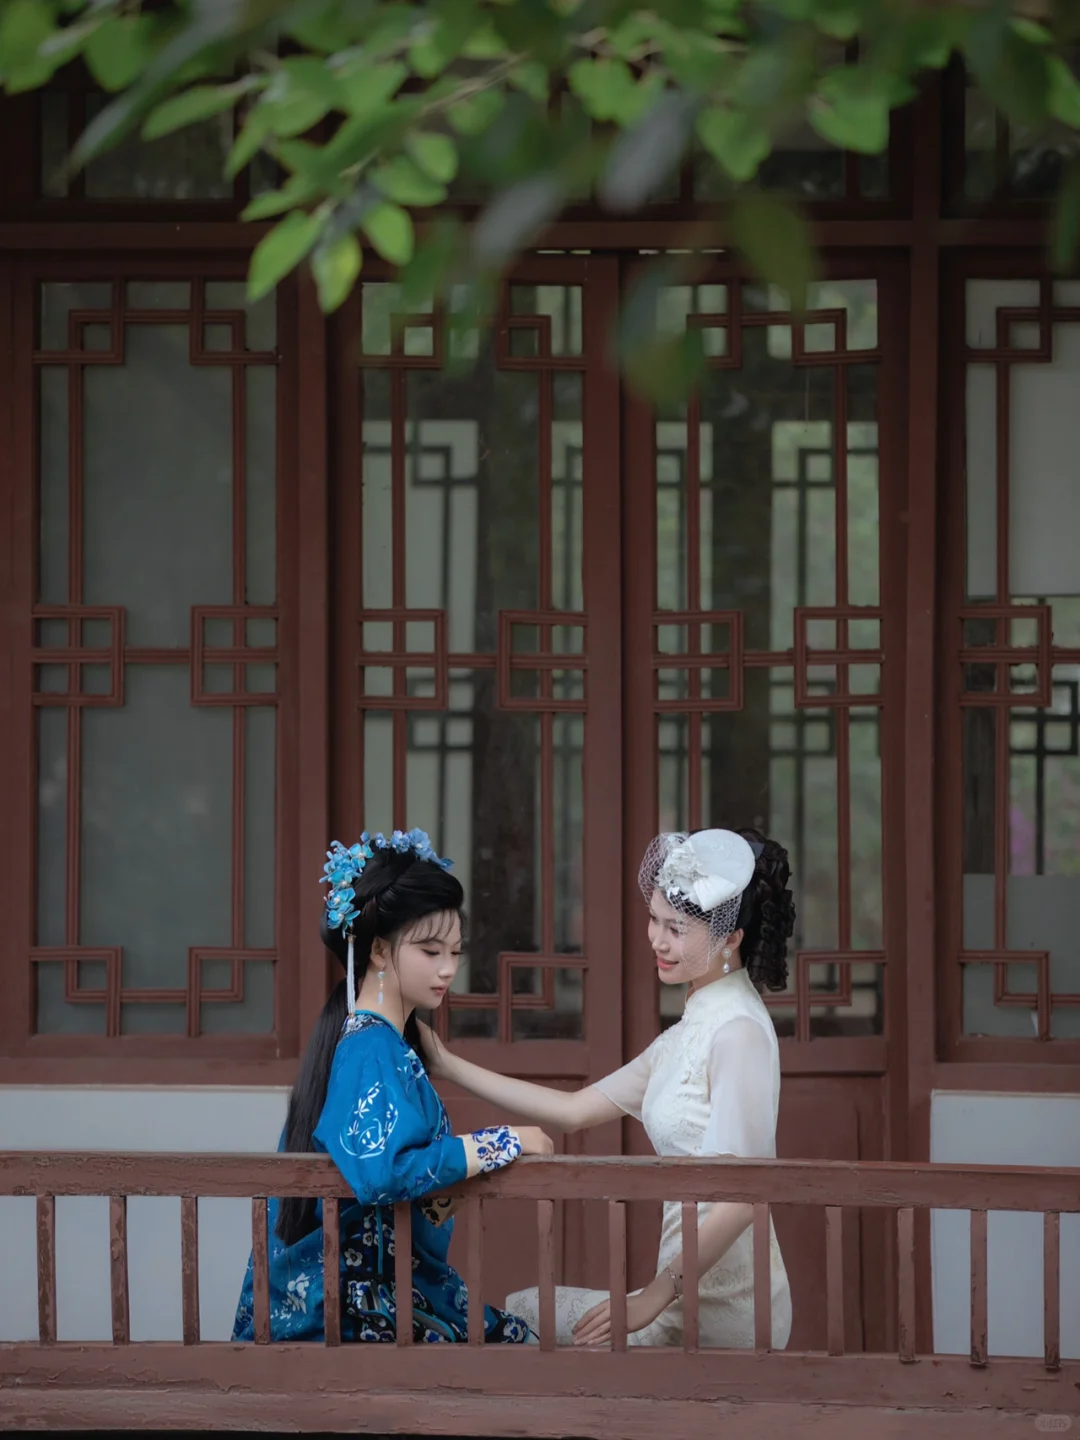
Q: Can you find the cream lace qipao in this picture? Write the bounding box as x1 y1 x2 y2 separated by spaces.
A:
506 969 792 1348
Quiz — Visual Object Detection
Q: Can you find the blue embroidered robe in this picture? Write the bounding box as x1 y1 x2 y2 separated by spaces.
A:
233 1012 530 1343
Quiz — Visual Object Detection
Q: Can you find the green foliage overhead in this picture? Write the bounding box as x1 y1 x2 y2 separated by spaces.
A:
1 0 1077 397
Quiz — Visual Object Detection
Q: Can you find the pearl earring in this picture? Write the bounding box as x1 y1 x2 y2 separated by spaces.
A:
721 946 732 974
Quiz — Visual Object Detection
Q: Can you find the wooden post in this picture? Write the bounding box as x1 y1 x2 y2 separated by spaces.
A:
109 1196 129 1345
180 1196 200 1346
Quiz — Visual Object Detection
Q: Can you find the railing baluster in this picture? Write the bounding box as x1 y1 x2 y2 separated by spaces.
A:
826 1205 844 1356
465 1195 484 1345
109 1195 129 1345
394 1202 413 1345
180 1196 200 1345
36 1195 56 1345
322 1196 341 1347
970 1208 988 1367
537 1199 555 1351
752 1202 771 1352
251 1196 271 1344
1044 1210 1060 1371
897 1206 915 1363
680 1201 698 1353
609 1200 627 1352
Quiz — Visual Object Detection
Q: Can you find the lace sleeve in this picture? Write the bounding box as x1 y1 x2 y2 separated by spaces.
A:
591 1037 658 1121
700 1016 777 1158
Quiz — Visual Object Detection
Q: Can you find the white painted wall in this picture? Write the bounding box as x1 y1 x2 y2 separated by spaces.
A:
930 1090 1080 1359
0 1086 288 1342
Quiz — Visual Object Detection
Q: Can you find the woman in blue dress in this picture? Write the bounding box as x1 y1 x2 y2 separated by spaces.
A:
233 829 550 1343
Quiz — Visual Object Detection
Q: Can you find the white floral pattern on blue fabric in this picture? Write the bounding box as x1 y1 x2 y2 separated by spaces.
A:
340 1081 399 1159
471 1125 522 1173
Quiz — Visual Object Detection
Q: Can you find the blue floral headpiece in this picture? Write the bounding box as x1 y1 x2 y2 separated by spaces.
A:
321 828 453 934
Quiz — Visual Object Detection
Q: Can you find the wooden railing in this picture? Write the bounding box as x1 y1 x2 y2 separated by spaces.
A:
1 1152 1078 1438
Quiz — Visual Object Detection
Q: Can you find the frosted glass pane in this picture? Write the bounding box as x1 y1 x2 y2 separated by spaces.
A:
1009 323 1080 596
204 282 277 352
245 367 276 605
36 707 67 948
80 666 232 1033
201 962 274 1036
83 325 232 646
39 367 68 604
126 282 190 309
362 370 393 609
84 96 232 200
966 279 1039 349
244 707 275 950
966 365 996 599
40 282 112 351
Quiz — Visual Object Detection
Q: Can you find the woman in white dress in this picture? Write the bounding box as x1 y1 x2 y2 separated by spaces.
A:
421 826 795 1349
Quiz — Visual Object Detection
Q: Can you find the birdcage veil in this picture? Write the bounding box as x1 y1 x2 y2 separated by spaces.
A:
639 829 758 978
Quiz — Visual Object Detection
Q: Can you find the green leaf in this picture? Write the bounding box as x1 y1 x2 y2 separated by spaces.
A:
397 215 462 311
810 68 891 154
1053 153 1080 272
410 0 483 78
730 191 818 312
966 7 1050 131
227 103 275 178
260 70 334 139
362 203 415 265
0 0 60 91
144 79 258 141
697 107 770 183
337 60 408 120
508 60 549 103
568 57 640 123
371 154 447 206
448 88 504 136
242 174 321 222
312 232 362 313
248 210 325 301
407 131 459 184
86 14 153 93
1049 56 1080 129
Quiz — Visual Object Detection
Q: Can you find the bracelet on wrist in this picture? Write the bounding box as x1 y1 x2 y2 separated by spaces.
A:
664 1265 683 1301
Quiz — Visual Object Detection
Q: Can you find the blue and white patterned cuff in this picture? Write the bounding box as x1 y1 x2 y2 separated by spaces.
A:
463 1124 522 1176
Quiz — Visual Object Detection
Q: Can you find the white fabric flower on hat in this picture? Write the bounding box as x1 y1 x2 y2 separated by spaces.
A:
656 829 756 914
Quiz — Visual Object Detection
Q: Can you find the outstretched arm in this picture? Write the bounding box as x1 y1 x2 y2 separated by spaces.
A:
420 1023 622 1133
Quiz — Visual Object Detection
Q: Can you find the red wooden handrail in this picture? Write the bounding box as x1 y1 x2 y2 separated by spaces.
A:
5 1150 1077 1371
3 1151 1079 1210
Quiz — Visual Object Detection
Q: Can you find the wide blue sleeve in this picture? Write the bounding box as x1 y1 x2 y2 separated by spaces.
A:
313 1026 520 1204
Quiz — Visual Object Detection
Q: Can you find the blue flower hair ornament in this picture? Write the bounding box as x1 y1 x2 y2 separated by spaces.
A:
321 828 452 935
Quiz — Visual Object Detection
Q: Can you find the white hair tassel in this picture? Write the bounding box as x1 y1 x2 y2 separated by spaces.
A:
346 933 356 1015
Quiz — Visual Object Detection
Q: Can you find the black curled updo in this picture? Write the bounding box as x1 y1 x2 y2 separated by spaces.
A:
731 827 796 993
277 846 464 1245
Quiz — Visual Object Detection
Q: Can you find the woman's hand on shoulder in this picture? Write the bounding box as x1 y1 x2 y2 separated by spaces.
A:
516 1126 554 1157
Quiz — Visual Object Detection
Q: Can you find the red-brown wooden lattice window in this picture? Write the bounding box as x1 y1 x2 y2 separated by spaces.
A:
11 269 298 1059
333 261 624 1081
625 271 895 1059
943 264 1080 1056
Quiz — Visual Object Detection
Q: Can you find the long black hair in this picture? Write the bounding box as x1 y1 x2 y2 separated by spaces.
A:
277 846 464 1245
732 826 796 993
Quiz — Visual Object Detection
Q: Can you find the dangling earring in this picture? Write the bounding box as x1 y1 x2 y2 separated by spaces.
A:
376 964 386 1007
721 945 732 974
346 934 357 1014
